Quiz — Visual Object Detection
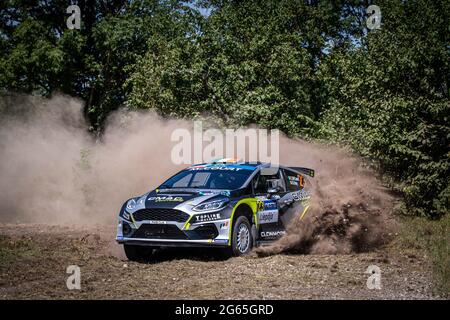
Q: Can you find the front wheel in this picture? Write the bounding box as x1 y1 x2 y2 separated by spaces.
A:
123 244 155 261
230 216 253 256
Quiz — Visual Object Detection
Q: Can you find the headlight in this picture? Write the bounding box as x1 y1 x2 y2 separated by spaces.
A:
193 199 228 212
126 199 136 211
194 212 223 223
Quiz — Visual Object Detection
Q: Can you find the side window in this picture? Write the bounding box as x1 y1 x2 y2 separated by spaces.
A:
252 170 287 194
283 169 304 192
277 170 287 192
252 174 266 194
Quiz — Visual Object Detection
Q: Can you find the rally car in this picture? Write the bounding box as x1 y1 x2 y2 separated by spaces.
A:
116 159 313 260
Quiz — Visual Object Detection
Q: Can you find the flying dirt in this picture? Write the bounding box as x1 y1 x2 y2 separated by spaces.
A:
258 138 398 255
0 95 394 221
0 95 435 299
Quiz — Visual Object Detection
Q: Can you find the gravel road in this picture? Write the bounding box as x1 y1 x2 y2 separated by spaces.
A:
0 223 438 299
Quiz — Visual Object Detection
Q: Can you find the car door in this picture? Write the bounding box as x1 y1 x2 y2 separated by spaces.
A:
252 169 288 240
278 168 309 227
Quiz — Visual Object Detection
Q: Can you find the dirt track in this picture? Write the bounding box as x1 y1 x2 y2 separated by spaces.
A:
0 223 437 299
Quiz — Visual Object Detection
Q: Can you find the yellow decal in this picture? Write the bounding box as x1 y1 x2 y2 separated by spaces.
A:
130 213 138 228
300 205 310 220
182 216 193 230
256 200 264 211
228 198 258 246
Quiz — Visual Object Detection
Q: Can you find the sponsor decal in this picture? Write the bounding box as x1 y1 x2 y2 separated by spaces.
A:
188 165 207 170
148 196 184 202
288 174 305 187
257 199 277 211
288 177 299 186
258 210 278 224
263 200 277 210
147 220 167 224
260 230 286 238
257 200 278 224
189 165 243 171
292 190 310 201
219 221 229 229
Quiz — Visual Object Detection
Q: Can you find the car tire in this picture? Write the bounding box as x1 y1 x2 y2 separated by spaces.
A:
230 216 253 256
123 244 154 261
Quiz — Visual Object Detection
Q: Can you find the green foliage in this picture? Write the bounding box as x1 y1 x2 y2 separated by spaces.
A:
1 0 448 218
0 0 199 129
399 214 450 296
127 0 343 134
318 0 449 217
0 18 64 94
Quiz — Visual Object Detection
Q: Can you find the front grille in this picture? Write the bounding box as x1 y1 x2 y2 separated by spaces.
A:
132 224 188 240
132 208 190 222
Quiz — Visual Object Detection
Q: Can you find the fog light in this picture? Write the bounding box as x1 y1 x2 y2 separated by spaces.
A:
122 222 132 236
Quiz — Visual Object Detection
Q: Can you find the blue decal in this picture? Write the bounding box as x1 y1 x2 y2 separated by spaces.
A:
263 200 277 210
220 190 231 197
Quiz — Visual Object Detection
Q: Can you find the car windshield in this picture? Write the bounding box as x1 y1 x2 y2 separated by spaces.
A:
160 167 254 190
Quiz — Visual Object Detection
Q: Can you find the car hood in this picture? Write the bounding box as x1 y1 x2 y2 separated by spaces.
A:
141 189 231 209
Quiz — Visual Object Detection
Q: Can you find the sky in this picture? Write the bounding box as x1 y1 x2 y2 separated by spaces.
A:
183 1 213 17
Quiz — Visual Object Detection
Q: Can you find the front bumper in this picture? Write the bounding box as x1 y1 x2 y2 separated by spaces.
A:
116 238 229 247
116 217 231 247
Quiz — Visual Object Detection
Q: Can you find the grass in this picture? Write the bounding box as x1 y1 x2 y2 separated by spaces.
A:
0 235 40 267
398 214 450 297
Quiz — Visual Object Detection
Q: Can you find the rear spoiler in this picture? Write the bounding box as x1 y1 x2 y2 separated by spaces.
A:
288 167 315 178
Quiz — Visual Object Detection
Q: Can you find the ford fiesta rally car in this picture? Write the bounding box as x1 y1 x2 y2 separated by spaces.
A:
116 159 314 260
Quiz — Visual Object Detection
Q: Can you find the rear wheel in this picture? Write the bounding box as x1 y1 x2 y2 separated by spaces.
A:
230 216 253 256
123 244 155 261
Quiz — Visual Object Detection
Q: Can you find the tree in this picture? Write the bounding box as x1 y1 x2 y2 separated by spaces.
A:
318 0 450 217
0 0 199 130
127 0 345 134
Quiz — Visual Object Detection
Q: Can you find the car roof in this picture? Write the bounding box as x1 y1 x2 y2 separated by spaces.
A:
188 161 279 171
187 162 314 177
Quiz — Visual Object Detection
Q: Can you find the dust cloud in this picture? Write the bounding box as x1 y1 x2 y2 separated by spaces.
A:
0 95 397 253
0 95 186 224
257 138 399 255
